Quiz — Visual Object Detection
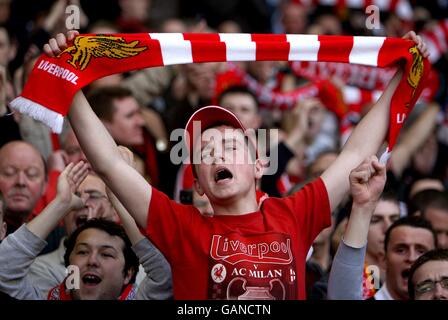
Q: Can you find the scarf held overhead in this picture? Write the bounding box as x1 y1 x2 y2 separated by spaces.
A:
11 33 429 159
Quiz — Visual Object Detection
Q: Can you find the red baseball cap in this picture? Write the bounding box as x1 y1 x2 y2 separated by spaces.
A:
184 105 249 163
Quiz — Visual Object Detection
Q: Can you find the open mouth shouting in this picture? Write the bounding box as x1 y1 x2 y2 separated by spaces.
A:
214 167 234 184
401 268 410 281
82 273 102 287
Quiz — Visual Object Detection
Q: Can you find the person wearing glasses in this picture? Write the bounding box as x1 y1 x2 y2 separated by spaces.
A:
408 249 448 300
27 173 120 296
0 160 172 300
328 214 438 300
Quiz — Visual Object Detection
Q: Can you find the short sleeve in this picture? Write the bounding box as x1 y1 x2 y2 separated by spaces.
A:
145 187 199 263
266 178 331 250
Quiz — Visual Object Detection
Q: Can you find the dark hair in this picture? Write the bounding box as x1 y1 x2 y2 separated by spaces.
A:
408 249 448 299
379 189 399 205
384 216 437 252
217 85 259 110
87 86 134 122
64 218 139 284
421 191 448 215
408 190 447 217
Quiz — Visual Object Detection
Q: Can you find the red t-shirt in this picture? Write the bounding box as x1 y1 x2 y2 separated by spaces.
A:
146 178 330 300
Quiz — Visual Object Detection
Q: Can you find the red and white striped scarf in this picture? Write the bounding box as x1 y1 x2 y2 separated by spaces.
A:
291 61 396 90
289 60 439 138
215 63 347 118
10 33 429 160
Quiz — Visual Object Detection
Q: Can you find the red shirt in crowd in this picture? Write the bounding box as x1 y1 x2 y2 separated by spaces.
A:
145 178 330 300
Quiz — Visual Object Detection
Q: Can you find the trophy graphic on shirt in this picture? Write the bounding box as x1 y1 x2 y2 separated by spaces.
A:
226 277 286 300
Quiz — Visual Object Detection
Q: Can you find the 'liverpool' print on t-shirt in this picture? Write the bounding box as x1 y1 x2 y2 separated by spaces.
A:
208 232 297 299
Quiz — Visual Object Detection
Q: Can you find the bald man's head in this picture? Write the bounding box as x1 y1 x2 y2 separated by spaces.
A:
0 141 46 223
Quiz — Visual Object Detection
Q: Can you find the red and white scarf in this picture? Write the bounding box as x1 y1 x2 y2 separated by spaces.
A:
215 63 347 118
290 60 439 139
10 33 430 160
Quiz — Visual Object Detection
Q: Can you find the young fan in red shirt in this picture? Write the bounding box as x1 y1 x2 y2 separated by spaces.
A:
44 31 429 300
147 106 330 299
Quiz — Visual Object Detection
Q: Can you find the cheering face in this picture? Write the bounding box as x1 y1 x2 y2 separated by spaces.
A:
367 200 400 259
412 260 448 300
385 226 435 300
193 126 262 206
0 142 46 218
69 228 133 300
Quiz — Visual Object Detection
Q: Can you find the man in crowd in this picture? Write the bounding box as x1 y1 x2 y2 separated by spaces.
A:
86 86 160 187
374 216 437 300
0 161 172 300
28 173 119 296
0 141 46 235
363 191 401 297
420 191 448 249
408 249 448 300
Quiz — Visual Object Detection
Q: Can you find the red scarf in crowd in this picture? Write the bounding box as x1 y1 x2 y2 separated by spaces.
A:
289 60 439 139
11 33 429 161
214 63 347 118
